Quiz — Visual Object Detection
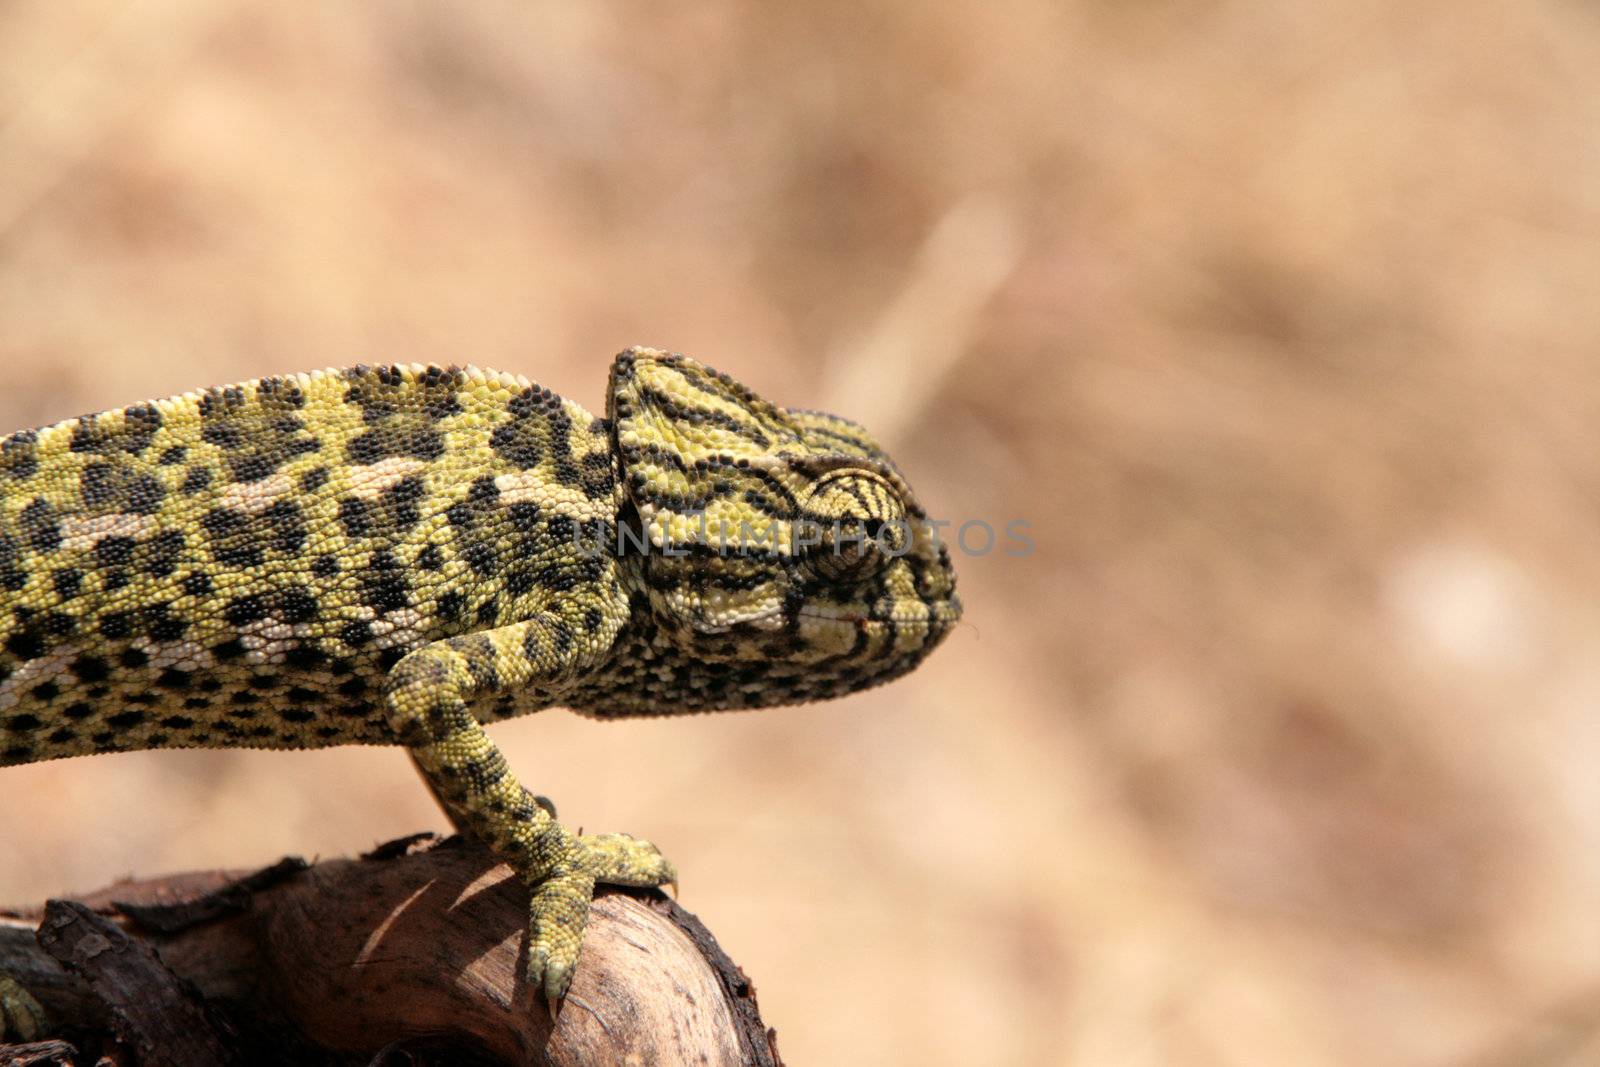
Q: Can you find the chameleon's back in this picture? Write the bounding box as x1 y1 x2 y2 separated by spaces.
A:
0 364 617 765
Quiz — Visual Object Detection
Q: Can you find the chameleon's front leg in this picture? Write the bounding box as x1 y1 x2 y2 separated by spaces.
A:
385 619 675 1006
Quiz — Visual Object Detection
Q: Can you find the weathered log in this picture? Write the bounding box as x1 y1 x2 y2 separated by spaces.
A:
0 834 782 1066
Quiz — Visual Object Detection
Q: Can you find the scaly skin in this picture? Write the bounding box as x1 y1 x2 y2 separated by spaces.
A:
0 348 961 1034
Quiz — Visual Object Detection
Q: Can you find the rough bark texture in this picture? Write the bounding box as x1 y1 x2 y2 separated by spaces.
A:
0 834 783 1067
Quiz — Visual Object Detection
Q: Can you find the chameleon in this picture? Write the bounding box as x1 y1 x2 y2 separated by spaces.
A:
0 347 961 1038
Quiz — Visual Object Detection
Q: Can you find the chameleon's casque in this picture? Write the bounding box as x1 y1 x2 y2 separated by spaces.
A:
0 347 960 1033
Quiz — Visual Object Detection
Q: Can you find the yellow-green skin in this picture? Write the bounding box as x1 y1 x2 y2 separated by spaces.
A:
0 347 961 1035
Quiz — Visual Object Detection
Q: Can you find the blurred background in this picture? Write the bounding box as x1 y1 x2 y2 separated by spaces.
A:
3 3 1600 1064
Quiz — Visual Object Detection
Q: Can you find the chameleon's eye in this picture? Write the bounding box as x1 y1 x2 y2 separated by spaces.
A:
799 469 908 583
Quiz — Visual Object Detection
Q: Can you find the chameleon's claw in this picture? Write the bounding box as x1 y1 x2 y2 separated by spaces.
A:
529 943 572 1017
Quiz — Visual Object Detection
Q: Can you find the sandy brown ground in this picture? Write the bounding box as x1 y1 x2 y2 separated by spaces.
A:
2 4 1599 1065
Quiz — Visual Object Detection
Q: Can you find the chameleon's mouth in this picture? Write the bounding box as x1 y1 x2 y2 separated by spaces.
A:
686 596 960 640
796 593 963 633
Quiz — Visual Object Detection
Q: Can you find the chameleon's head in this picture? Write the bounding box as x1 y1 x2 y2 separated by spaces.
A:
603 348 961 710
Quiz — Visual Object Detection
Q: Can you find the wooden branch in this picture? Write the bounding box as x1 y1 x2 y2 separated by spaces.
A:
0 834 783 1066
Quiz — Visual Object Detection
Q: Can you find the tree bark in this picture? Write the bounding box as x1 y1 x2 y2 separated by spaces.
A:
0 834 783 1067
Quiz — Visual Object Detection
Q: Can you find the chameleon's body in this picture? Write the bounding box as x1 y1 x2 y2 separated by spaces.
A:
0 348 960 1036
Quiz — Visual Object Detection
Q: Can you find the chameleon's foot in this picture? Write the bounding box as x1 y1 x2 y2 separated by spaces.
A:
527 833 677 1007
528 860 599 1009
578 831 678 889
0 973 47 1041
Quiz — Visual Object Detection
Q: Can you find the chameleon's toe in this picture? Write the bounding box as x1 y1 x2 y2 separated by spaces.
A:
526 865 597 1007
524 834 676 1007
578 832 678 889
0 973 47 1041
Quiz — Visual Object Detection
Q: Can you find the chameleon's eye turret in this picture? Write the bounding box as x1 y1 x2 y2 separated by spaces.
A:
799 468 908 584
